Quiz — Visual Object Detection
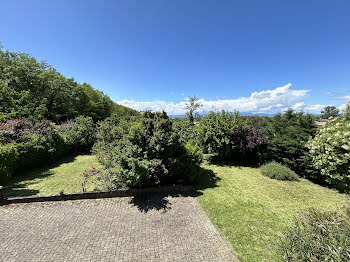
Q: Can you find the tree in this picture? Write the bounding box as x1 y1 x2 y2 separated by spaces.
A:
199 110 239 158
0 45 139 123
321 106 339 119
186 96 202 124
264 109 317 173
93 111 202 188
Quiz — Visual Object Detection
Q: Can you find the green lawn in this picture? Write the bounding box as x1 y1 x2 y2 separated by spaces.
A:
4 154 350 261
196 163 350 262
4 155 101 197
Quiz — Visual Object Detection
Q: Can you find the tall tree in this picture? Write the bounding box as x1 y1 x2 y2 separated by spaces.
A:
321 106 339 119
0 45 139 122
185 96 202 124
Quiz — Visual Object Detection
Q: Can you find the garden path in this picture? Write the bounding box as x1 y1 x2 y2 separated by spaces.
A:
0 194 237 262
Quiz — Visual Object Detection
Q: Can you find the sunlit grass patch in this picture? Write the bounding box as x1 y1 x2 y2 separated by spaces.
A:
4 155 101 197
196 163 350 262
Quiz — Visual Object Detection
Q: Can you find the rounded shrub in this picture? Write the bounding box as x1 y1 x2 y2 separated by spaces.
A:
260 161 299 181
93 111 203 188
59 116 96 153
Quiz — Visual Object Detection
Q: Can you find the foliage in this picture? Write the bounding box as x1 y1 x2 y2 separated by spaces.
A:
278 207 350 262
16 120 68 170
185 140 203 170
196 161 349 262
264 109 317 174
344 102 350 121
185 96 202 124
321 105 340 119
0 46 138 123
0 116 96 181
82 167 120 192
94 111 202 188
230 124 267 162
239 115 272 130
0 143 18 183
0 118 33 143
59 116 96 153
260 161 299 181
173 119 201 145
199 110 239 157
307 118 350 192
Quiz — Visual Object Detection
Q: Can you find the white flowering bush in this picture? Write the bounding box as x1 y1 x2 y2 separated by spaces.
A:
307 118 350 191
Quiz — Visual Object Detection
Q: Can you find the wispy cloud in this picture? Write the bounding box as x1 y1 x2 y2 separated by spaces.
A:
116 84 332 115
335 94 350 100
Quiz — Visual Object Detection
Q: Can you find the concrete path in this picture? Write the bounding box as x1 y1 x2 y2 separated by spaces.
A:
0 195 237 262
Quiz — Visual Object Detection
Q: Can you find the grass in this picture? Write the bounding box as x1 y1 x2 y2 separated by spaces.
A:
4 155 101 197
4 154 350 261
196 162 350 262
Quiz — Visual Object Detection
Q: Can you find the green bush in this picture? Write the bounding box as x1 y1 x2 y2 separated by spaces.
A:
307 116 350 192
0 119 71 178
59 116 96 153
0 143 18 183
16 120 68 170
264 109 317 174
199 110 239 158
260 162 299 181
278 207 350 261
173 119 201 146
94 111 202 188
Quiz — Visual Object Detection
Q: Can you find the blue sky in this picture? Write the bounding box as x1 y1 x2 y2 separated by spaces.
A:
1 0 350 114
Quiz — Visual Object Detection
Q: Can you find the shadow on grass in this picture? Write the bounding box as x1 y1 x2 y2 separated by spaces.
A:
129 166 221 213
3 155 78 198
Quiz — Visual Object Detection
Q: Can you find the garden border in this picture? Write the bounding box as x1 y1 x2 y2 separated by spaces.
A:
0 185 192 205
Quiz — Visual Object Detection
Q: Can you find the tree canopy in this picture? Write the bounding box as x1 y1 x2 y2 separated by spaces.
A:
0 46 138 123
320 106 339 119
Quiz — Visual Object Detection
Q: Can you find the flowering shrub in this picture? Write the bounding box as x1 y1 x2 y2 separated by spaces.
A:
0 118 33 143
0 118 75 179
307 119 350 191
82 167 120 191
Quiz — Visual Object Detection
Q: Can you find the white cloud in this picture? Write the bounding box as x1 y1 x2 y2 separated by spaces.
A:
116 83 331 115
337 94 350 112
335 94 350 100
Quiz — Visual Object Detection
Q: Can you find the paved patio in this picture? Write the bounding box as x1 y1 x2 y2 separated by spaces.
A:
0 194 237 262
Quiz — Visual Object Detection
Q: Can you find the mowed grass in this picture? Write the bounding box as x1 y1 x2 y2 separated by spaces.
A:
4 155 101 197
196 163 350 262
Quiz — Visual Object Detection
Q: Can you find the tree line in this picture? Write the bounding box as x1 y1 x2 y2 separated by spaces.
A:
0 45 138 123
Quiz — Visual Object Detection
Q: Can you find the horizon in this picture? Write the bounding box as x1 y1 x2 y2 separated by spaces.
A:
1 0 350 115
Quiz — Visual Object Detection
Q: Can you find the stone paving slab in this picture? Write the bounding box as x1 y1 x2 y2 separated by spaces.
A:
0 195 237 262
